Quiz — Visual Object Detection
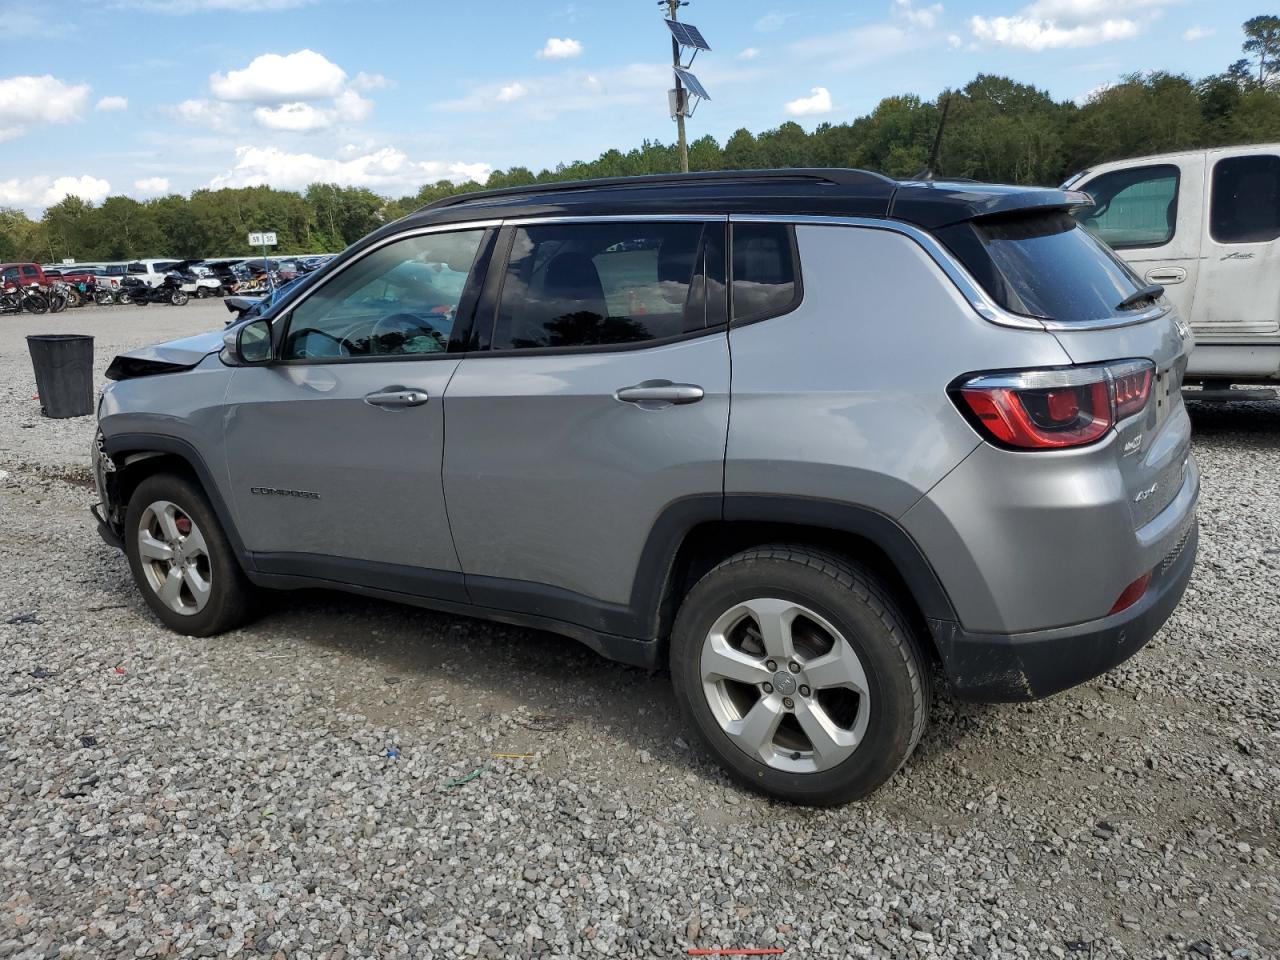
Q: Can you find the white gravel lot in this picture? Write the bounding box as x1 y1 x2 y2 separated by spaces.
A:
0 301 1277 959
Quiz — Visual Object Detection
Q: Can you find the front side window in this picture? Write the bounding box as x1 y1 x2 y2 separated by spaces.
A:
1210 154 1280 244
22 265 38 277
282 229 484 361
127 263 145 275
1074 164 1179 249
491 221 707 351
731 223 800 323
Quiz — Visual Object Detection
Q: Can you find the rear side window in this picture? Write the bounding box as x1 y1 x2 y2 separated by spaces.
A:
939 211 1151 324
731 223 800 323
1211 154 1280 244
1074 164 1179 249
492 221 707 350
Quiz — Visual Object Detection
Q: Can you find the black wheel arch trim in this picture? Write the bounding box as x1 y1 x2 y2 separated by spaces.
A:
98 432 254 570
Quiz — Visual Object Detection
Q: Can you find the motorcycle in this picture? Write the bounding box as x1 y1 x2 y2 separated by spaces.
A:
0 283 49 315
47 281 71 313
120 273 189 306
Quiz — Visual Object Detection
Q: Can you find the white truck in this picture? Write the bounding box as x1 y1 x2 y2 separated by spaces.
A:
1063 143 1280 394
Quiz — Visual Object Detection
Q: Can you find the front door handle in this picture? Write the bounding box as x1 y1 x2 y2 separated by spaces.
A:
364 387 429 408
615 380 704 407
1145 267 1186 284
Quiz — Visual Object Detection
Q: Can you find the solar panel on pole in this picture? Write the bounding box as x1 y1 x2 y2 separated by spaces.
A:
674 67 711 101
665 19 711 51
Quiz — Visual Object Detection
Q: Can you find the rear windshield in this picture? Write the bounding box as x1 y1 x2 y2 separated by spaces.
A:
937 211 1151 323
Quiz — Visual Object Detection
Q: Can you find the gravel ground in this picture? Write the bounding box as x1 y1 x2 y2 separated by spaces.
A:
1 303 1277 959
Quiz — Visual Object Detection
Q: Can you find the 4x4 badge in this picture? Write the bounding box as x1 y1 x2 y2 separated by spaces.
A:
1122 435 1143 457
1134 482 1159 503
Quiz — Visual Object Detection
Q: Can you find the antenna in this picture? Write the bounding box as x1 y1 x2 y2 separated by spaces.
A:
918 92 952 182
659 0 711 172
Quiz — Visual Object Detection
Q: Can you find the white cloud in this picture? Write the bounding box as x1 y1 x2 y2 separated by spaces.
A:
0 173 111 212
537 37 583 59
970 0 1175 49
210 49 347 102
95 95 128 112
894 0 943 29
331 89 373 123
0 75 91 140
496 82 529 103
134 176 171 194
1184 25 1214 41
785 86 833 117
253 102 330 131
755 11 795 32
737 47 761 60
251 89 372 131
948 33 964 48
351 71 392 92
172 98 235 129
209 145 491 193
970 14 1139 48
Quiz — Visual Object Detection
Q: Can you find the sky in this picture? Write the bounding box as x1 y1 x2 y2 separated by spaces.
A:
0 0 1256 214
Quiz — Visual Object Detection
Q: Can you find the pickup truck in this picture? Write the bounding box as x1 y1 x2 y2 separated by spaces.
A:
1064 143 1280 389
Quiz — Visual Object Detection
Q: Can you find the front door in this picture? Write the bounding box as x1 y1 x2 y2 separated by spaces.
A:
443 218 730 635
1074 157 1204 323
222 226 491 598
1189 149 1280 336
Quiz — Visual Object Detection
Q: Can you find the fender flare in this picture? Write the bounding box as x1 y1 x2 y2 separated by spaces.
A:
99 432 254 570
629 493 959 638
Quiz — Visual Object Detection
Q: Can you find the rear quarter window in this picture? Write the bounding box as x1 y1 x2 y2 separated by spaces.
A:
937 211 1151 324
1210 154 1280 244
730 222 801 324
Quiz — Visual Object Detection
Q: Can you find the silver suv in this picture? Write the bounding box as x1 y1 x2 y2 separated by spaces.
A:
93 170 1199 805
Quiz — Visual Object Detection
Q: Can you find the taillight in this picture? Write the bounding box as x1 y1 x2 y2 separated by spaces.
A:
955 360 1155 450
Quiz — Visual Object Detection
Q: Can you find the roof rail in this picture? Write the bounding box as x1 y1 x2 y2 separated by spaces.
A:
417 167 897 213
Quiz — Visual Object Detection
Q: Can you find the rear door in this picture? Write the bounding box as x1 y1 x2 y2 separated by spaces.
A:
222 225 494 598
442 217 729 635
1072 156 1204 322
1189 148 1280 336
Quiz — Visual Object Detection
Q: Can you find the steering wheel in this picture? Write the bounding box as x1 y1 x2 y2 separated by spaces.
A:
370 312 447 355
289 328 351 359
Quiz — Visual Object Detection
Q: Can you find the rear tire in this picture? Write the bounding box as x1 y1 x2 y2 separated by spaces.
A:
670 545 929 805
124 472 255 636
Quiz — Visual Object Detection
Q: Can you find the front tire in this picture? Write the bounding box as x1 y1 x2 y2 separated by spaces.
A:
670 545 929 805
170 290 189 305
124 473 255 636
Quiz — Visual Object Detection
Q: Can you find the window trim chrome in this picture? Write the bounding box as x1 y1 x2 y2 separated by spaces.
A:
730 212 1170 332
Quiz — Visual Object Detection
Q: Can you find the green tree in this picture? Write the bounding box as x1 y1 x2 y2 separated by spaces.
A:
1243 15 1280 85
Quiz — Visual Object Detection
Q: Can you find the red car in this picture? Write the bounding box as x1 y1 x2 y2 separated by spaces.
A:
0 263 48 288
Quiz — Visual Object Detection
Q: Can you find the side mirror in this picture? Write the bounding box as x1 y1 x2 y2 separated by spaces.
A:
223 318 273 365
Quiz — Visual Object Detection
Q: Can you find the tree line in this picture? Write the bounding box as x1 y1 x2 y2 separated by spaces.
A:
3 15 1278 264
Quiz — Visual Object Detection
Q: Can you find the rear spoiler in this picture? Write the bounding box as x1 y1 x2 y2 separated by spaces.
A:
889 181 1095 230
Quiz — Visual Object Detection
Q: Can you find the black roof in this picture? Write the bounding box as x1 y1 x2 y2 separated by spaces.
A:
407 168 1089 231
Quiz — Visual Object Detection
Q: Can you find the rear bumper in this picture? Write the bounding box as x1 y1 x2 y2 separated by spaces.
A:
931 520 1197 702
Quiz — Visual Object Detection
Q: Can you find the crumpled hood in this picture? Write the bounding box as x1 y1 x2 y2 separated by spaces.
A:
104 329 224 381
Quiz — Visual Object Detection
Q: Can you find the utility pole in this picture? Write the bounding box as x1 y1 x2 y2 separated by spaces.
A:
667 0 689 172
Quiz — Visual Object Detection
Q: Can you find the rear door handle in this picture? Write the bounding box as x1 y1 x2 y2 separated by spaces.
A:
364 388 429 408
615 380 704 407
1145 267 1186 284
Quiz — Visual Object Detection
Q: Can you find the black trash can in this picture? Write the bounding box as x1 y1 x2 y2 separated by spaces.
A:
27 334 95 418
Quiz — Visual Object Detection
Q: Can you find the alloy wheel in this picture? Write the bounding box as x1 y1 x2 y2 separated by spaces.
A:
136 500 212 615
700 598 871 774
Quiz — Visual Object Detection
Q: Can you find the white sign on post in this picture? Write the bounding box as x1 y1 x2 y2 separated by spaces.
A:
247 231 278 246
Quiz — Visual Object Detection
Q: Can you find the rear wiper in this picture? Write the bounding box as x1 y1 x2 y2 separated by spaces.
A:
1116 283 1164 311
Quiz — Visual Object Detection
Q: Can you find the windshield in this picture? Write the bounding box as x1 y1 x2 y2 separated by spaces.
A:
937 211 1153 323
